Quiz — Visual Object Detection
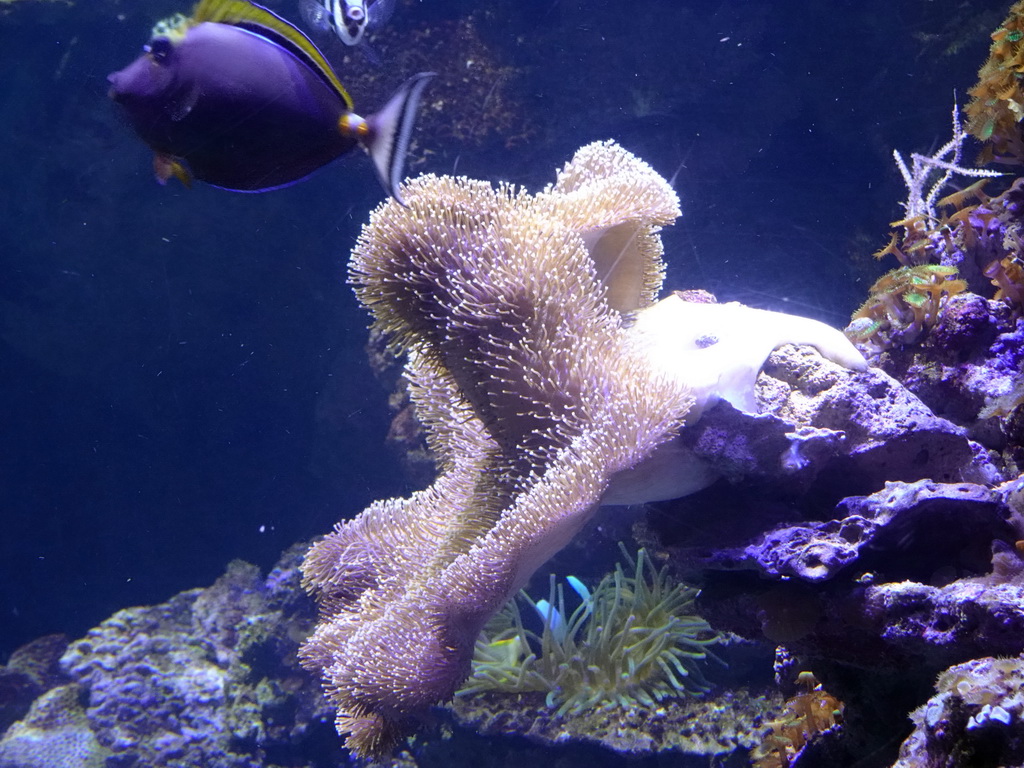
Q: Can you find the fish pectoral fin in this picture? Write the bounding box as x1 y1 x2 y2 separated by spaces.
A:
153 154 193 188
362 71 435 203
356 37 383 67
367 0 398 30
298 0 332 32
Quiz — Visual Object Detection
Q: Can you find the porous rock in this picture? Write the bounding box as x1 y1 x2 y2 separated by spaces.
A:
710 480 1011 583
893 656 1024 768
0 685 107 768
0 547 333 768
0 635 69 736
757 345 1001 494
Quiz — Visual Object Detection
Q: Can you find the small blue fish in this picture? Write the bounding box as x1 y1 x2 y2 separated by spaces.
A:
300 0 397 46
532 576 592 644
108 0 431 198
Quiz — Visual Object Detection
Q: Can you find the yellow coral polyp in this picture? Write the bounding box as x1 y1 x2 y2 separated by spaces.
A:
985 255 1024 311
967 2 1024 162
847 265 967 355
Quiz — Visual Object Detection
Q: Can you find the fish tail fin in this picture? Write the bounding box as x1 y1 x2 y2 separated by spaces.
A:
153 153 193 188
363 72 434 203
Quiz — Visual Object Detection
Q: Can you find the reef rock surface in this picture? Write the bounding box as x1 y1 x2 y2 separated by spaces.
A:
0 548 335 768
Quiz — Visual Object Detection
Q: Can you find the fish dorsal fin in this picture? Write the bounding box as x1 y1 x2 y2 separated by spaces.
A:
190 0 353 109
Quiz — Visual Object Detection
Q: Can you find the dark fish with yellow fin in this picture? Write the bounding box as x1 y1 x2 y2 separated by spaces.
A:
107 0 433 199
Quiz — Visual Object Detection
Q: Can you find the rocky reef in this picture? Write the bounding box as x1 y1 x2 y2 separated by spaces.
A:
636 337 1024 765
0 548 342 768
5 129 1024 768
439 293 1023 767
1 252 1022 768
7 297 1019 767
5 4 1024 765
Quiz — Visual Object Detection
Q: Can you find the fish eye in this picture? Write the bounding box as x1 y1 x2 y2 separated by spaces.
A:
146 37 174 63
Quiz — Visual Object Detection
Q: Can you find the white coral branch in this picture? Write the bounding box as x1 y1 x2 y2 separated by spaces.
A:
893 103 1003 224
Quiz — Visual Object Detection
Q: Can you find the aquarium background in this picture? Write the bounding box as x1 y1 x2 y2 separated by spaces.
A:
0 0 1009 661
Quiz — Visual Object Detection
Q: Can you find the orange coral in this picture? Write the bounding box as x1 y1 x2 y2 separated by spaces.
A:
985 254 1024 311
874 185 998 270
750 672 844 768
936 177 993 210
966 1 1024 163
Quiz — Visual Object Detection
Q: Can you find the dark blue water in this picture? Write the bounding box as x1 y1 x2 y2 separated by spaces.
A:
0 0 1006 660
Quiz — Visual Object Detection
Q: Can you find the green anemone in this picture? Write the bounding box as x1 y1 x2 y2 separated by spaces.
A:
459 545 722 715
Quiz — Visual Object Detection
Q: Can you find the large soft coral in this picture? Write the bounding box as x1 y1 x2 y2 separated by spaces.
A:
301 142 690 756
300 142 866 757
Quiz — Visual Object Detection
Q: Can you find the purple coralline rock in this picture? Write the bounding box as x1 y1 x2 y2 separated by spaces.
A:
678 343 1001 502
862 575 1024 667
0 547 333 768
756 345 1001 494
673 476 1024 669
636 339 1024 767
877 293 1024 472
893 656 1024 768
648 347 1002 583
713 480 1011 583
928 293 1000 353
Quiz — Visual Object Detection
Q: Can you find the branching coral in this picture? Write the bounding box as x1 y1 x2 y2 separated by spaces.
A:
868 13 1024 329
459 547 721 714
877 105 1004 272
847 105 1015 353
299 141 867 758
894 105 1002 249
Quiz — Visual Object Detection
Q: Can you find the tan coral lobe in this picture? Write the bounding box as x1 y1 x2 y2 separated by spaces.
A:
300 141 693 757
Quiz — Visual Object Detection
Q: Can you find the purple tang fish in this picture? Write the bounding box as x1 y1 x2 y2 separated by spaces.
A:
108 0 433 199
